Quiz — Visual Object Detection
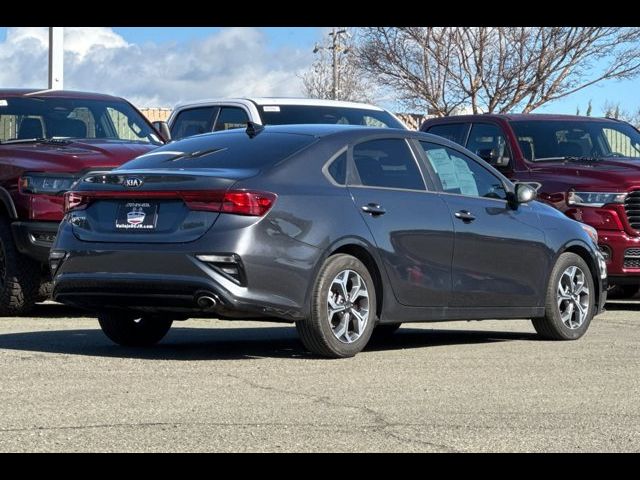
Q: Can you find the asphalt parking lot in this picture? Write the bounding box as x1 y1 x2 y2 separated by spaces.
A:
0 301 639 452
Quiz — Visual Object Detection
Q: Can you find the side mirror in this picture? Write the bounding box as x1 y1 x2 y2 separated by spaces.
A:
514 182 537 204
152 121 171 143
477 148 510 167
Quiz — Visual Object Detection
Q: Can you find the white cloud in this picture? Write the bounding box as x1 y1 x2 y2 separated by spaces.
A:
0 27 310 107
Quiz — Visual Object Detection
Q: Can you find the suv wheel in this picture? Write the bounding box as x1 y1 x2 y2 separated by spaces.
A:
98 313 173 347
296 254 376 358
532 253 595 340
0 218 40 316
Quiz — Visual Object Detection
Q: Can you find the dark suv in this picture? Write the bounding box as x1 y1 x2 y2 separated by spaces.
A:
422 114 640 296
0 89 163 315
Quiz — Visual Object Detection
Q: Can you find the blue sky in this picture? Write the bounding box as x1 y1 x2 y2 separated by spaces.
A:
0 26 638 115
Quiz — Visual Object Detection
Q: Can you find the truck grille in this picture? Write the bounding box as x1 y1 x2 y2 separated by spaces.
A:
624 248 640 269
624 190 640 231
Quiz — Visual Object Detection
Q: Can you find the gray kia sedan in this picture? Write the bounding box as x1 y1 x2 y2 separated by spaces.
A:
51 124 607 358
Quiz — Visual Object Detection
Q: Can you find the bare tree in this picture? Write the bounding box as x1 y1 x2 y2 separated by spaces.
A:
302 29 374 103
603 101 640 127
355 27 640 116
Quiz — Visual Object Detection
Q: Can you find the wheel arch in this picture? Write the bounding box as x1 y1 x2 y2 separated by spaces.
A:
306 237 386 320
560 241 601 308
0 187 18 219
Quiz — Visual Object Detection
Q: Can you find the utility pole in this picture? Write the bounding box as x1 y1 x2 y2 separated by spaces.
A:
48 27 64 90
313 28 350 100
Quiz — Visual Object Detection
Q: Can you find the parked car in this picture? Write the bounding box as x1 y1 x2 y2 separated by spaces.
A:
0 89 164 315
157 97 407 141
51 124 606 358
421 114 640 298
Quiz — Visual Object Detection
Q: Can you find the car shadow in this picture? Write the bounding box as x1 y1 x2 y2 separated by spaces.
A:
602 300 640 311
0 320 538 361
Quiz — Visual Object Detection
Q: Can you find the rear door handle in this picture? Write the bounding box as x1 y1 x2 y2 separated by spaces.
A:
361 203 386 216
454 210 476 222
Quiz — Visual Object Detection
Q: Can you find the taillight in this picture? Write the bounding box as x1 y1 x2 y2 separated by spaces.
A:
63 192 89 213
63 190 277 216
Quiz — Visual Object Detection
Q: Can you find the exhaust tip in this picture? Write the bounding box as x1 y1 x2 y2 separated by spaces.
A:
196 294 218 311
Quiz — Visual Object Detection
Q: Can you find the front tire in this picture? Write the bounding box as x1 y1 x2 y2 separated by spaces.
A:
98 312 173 347
532 253 595 340
0 218 40 316
297 254 377 358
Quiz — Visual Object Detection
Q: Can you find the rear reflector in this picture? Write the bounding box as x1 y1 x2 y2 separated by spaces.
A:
63 190 277 216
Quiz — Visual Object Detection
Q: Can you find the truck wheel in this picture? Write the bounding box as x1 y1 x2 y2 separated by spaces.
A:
37 279 53 302
532 253 595 340
0 218 40 316
296 254 376 358
98 313 173 347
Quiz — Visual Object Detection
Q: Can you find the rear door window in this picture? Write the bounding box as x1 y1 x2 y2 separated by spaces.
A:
214 107 249 131
170 107 217 140
352 138 425 191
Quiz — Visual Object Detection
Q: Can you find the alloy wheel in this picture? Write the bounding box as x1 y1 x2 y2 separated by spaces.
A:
557 265 590 329
327 269 370 343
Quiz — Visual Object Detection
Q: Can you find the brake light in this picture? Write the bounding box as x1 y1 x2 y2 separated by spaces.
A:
63 190 277 216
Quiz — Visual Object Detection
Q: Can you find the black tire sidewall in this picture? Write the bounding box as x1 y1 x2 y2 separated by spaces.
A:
310 254 377 357
546 253 596 340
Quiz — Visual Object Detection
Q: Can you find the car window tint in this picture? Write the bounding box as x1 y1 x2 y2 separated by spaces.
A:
171 107 216 140
327 151 347 185
420 142 507 200
259 105 405 129
426 123 468 145
214 107 249 131
467 123 509 160
353 139 425 191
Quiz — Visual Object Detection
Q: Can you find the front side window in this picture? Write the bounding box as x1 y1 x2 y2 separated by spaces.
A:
214 107 249 131
426 123 469 145
352 138 425 190
170 107 217 140
421 142 507 200
466 123 509 164
0 96 161 144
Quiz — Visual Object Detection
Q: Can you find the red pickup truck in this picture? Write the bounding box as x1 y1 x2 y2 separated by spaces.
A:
422 114 640 297
0 89 163 315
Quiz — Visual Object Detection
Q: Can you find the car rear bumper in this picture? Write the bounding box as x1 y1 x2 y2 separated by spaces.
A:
11 221 59 263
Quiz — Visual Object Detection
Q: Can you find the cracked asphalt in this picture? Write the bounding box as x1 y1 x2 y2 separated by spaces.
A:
0 301 639 452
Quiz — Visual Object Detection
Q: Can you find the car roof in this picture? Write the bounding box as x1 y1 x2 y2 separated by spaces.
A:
173 97 386 112
427 113 622 123
0 88 126 101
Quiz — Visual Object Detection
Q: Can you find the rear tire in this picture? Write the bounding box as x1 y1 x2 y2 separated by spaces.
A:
532 253 595 340
0 218 40 316
98 312 173 347
297 254 377 358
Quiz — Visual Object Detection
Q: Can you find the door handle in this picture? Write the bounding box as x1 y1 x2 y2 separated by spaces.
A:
361 203 386 216
454 210 476 222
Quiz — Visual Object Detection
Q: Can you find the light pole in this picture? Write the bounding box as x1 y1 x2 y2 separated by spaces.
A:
48 27 64 90
313 27 350 100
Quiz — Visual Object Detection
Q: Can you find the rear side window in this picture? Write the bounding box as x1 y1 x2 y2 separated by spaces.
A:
426 123 468 145
121 131 317 170
214 107 249 131
170 107 217 140
259 105 405 129
352 138 425 191
327 151 347 185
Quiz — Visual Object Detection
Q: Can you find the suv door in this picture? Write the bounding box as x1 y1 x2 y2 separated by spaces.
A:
418 141 548 308
347 137 453 307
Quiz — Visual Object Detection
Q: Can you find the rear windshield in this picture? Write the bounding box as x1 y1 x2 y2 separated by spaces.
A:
120 131 317 170
258 105 405 129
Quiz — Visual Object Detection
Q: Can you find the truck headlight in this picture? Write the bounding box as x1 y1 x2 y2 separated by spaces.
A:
567 191 626 207
19 173 79 195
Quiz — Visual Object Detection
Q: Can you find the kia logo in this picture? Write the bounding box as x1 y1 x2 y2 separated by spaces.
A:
124 177 143 188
